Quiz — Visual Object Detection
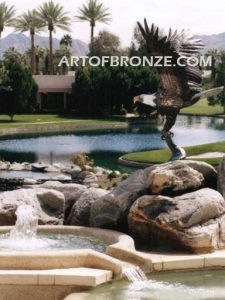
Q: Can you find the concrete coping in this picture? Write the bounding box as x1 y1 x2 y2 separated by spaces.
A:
0 226 141 278
0 267 112 287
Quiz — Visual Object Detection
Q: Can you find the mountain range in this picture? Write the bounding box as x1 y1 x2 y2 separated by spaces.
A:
1 31 225 58
0 33 89 58
196 32 225 52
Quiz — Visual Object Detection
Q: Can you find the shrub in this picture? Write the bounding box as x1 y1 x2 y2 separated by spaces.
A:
71 152 94 167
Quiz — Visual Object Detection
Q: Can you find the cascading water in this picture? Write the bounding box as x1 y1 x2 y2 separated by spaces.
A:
10 204 38 240
123 266 147 282
4 204 55 251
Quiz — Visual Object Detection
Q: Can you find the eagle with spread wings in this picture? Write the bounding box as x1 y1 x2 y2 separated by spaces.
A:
134 19 223 160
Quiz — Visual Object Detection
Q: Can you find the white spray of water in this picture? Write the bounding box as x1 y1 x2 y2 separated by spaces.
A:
123 267 147 282
10 204 38 240
2 204 56 251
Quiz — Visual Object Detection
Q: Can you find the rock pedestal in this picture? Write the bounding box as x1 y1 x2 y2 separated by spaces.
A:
128 188 225 253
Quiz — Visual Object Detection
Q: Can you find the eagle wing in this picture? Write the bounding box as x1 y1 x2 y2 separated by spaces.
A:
137 19 204 103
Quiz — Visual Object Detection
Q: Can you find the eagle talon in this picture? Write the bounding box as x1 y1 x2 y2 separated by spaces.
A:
161 131 174 140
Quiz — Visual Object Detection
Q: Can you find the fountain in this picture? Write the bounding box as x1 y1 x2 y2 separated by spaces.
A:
0 204 106 252
0 204 139 276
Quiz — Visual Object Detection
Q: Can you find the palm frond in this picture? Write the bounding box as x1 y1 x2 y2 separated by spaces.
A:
37 1 70 31
0 2 16 27
75 0 111 24
14 9 44 33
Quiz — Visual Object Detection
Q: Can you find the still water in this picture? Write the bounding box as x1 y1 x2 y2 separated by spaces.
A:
0 115 224 170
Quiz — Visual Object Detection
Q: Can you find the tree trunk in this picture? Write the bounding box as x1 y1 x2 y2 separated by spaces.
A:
49 29 53 75
31 32 35 75
90 22 95 50
35 55 39 75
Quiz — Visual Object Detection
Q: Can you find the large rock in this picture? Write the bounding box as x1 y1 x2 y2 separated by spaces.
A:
144 160 216 196
36 181 87 217
66 188 108 226
0 161 10 170
90 169 149 230
0 188 65 225
218 156 225 198
128 188 225 253
70 170 98 187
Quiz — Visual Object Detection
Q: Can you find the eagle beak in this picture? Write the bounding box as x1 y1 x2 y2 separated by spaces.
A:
133 95 141 104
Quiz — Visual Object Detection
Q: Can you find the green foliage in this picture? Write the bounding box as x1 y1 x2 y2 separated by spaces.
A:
181 98 224 116
0 2 16 37
90 30 121 56
0 61 11 91
75 0 111 44
53 45 72 74
60 34 73 48
72 65 159 116
129 25 148 57
37 1 70 31
71 152 94 167
37 1 70 74
14 9 44 33
0 58 37 120
107 171 117 180
214 51 225 113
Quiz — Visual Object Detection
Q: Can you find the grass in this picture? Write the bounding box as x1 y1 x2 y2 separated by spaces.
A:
122 141 225 166
181 99 224 116
0 114 125 129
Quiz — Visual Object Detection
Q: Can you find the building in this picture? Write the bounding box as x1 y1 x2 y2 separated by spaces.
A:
33 74 75 111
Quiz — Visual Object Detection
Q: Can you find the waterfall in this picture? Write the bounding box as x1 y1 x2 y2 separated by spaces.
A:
123 266 147 282
10 204 38 240
3 204 54 250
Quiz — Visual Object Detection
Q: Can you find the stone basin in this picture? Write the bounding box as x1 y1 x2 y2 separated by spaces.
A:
0 225 137 276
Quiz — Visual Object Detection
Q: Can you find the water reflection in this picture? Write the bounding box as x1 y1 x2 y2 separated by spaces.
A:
0 115 224 169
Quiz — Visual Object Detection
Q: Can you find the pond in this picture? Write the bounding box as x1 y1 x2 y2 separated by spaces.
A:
0 115 224 170
87 270 225 300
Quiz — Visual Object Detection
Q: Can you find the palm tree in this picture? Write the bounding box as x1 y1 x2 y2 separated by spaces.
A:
35 46 45 75
60 34 72 48
75 0 111 46
0 2 16 39
37 1 70 75
14 10 44 74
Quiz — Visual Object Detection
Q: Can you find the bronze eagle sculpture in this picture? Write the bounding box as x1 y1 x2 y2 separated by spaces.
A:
134 19 223 160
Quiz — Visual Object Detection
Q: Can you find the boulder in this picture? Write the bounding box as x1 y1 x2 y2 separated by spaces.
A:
9 163 25 171
45 166 60 173
128 188 225 253
0 188 65 225
69 166 82 178
70 169 98 186
0 161 10 170
94 166 111 176
90 169 149 230
145 160 205 195
66 188 108 226
218 156 225 198
31 163 48 172
182 160 217 189
37 181 87 217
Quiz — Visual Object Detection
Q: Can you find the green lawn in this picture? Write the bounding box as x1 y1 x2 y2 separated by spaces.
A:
0 114 125 128
181 99 224 116
122 141 225 166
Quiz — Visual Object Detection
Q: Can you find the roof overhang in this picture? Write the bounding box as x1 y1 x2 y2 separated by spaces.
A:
33 75 75 93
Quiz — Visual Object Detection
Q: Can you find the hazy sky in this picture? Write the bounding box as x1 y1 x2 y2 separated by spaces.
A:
4 0 225 46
